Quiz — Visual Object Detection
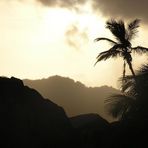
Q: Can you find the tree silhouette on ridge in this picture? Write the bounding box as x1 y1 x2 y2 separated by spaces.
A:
105 64 148 120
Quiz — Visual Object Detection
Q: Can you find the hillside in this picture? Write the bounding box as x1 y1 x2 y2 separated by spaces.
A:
24 75 120 121
0 77 74 147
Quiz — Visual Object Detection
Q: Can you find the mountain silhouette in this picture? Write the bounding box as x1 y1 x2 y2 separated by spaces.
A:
1 76 146 148
70 113 109 129
70 114 110 147
0 77 74 148
23 75 119 121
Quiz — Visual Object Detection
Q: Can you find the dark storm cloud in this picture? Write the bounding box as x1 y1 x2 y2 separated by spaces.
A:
92 0 148 22
37 0 86 11
20 0 148 23
65 23 88 50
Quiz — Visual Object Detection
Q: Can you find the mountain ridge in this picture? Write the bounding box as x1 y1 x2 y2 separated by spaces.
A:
24 75 115 89
23 75 120 121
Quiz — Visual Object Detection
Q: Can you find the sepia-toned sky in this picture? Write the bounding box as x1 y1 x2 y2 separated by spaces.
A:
0 0 148 88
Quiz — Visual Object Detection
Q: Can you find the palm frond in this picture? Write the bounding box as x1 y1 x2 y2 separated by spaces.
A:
94 37 117 44
119 76 136 93
136 64 148 90
132 46 148 54
105 94 136 119
94 44 121 65
119 64 148 105
106 19 127 43
127 19 140 40
137 64 148 75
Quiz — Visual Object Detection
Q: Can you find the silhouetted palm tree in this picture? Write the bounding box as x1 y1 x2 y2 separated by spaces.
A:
105 64 148 120
105 93 136 120
95 19 148 79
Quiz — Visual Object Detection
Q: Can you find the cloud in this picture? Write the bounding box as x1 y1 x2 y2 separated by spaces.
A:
37 0 86 12
65 23 88 50
18 0 148 23
92 0 148 23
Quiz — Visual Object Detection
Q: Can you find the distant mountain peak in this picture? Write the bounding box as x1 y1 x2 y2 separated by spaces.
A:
23 75 120 122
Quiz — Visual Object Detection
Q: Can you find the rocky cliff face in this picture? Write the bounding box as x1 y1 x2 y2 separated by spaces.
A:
0 77 73 148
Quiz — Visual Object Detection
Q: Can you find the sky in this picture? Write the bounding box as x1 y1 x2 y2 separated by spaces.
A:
0 0 148 88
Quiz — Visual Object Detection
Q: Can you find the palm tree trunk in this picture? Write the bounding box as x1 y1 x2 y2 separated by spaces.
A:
127 61 141 98
123 60 126 79
127 61 136 78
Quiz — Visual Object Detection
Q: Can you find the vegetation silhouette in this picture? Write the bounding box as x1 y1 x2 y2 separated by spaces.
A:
93 19 148 148
94 19 148 79
103 64 148 148
106 64 148 121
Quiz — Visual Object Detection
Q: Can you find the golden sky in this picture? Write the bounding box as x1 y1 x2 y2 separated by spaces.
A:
0 0 148 88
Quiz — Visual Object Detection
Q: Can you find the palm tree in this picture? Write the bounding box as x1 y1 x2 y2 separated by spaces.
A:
105 93 136 120
94 19 148 79
105 64 148 120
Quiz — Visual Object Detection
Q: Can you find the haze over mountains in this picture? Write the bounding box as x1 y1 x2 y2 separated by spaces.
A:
24 75 119 121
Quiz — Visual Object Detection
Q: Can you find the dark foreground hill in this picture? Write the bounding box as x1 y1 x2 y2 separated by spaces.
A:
0 77 74 148
70 114 110 147
24 75 119 121
70 113 109 129
1 77 147 148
